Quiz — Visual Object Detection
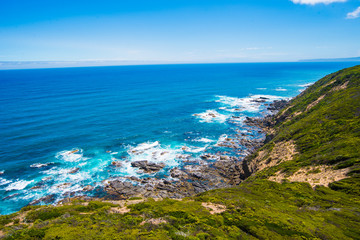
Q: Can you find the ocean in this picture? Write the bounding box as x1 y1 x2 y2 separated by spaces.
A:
0 62 358 215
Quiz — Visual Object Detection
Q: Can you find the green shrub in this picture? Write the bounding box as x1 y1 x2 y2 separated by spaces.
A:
26 207 62 222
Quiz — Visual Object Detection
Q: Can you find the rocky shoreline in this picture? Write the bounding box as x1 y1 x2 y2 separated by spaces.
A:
100 99 288 200
30 98 289 205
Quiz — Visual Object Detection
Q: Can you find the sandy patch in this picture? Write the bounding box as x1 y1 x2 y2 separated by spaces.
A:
105 199 145 207
109 206 131 214
276 105 294 123
323 79 337 89
252 140 298 172
292 111 302 118
279 105 294 117
269 165 351 188
13 212 28 225
331 81 349 92
140 218 168 225
306 95 325 112
105 199 146 214
284 111 303 123
202 202 226 214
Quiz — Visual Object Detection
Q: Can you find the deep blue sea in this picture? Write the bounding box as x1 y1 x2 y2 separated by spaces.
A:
0 62 358 215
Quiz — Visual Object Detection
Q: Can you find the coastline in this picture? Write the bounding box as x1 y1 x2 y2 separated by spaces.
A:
2 62 353 215
39 98 289 204
1 65 359 239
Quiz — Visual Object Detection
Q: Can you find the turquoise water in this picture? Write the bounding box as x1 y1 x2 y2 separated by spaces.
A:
0 62 358 215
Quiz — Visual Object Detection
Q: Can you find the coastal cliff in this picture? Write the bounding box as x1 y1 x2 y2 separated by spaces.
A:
241 64 360 192
1 65 359 239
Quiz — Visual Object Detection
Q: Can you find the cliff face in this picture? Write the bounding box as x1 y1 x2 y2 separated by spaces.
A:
242 65 360 193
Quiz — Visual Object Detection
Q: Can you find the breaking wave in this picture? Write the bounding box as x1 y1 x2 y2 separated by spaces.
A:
5 180 34 191
193 110 230 123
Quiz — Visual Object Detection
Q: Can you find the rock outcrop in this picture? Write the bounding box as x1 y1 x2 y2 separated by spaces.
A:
131 160 166 172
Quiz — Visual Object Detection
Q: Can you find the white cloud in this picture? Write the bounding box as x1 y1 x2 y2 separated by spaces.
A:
291 0 346 5
347 6 360 19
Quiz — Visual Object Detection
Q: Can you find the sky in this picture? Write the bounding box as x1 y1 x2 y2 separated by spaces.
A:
0 0 359 66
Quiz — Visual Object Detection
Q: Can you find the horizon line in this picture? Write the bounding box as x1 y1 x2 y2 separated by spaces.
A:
1 58 359 71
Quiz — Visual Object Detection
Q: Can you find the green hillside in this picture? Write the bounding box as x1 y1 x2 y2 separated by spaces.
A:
1 65 360 240
250 64 360 194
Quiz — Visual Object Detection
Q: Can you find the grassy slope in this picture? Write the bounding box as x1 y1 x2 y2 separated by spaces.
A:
253 64 360 194
1 65 360 240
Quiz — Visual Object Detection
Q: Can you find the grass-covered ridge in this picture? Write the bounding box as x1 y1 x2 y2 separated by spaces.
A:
248 65 360 195
1 65 360 239
1 180 359 239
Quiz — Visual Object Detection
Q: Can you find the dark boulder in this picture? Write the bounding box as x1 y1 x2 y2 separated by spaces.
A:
30 194 56 205
131 160 165 172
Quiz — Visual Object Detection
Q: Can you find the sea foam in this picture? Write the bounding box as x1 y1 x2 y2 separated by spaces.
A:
275 87 287 91
193 138 215 143
56 149 84 162
30 162 54 168
0 177 11 186
129 141 160 155
193 110 229 123
298 83 313 87
216 94 284 113
5 179 34 191
182 145 208 153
